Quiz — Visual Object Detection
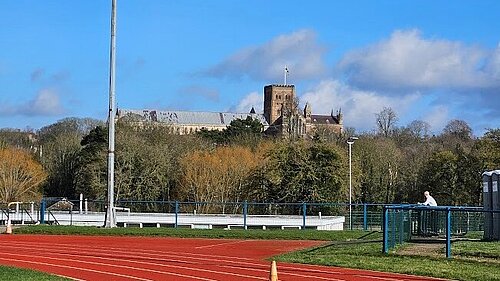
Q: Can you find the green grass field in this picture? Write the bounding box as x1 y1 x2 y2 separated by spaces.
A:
0 265 69 281
5 226 500 281
277 239 500 281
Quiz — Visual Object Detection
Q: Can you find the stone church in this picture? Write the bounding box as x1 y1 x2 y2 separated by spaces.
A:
117 84 343 138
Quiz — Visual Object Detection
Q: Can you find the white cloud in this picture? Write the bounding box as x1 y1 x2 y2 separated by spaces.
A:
0 88 65 116
204 29 327 82
300 79 420 131
484 43 500 83
338 29 500 91
422 105 449 132
23 89 64 116
232 91 263 113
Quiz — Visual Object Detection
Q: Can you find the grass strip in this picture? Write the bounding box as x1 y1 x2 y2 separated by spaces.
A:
0 265 70 281
276 240 500 281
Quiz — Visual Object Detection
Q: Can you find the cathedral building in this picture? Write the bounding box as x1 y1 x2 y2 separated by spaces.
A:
117 84 343 138
262 84 343 138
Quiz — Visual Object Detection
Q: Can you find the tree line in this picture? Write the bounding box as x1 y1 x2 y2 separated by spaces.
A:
0 109 499 206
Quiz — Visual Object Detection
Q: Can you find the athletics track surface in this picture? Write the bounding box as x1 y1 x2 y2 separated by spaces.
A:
0 235 447 281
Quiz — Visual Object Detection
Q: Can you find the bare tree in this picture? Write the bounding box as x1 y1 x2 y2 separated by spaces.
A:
407 120 431 139
376 107 398 137
443 119 473 140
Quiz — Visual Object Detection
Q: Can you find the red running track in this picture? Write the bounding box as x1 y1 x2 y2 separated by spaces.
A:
0 235 447 281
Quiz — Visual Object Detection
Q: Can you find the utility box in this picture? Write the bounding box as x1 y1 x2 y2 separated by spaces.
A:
492 171 500 240
482 171 493 240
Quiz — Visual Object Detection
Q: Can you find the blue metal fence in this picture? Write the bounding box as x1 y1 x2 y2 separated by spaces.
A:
382 205 489 258
4 199 487 243
52 199 390 230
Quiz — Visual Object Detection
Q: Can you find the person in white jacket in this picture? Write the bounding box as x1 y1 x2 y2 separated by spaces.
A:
420 191 437 206
418 191 438 235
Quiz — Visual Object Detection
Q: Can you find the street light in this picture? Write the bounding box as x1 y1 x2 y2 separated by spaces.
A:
347 136 358 230
105 0 117 228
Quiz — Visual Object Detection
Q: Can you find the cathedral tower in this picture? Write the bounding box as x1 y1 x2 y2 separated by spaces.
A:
263 84 295 125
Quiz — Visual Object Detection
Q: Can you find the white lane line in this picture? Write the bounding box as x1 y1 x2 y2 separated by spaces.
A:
0 252 219 281
54 270 87 281
0 246 266 281
7 239 441 281
195 239 248 249
54 274 86 281
2 242 347 279
7 240 257 261
3 242 271 272
0 256 152 281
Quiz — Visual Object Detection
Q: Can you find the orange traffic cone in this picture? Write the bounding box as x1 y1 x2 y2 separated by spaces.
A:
6 218 12 234
269 260 278 281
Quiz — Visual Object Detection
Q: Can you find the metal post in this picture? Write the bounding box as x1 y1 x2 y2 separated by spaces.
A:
105 0 117 228
174 201 179 228
446 208 452 258
39 200 46 224
363 203 368 231
30 202 34 220
348 142 352 230
243 201 248 230
302 202 307 230
392 209 396 247
79 193 83 214
383 206 389 253
347 136 358 230
399 210 404 244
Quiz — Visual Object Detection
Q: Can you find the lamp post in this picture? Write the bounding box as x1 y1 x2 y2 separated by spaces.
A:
347 136 358 230
105 0 117 228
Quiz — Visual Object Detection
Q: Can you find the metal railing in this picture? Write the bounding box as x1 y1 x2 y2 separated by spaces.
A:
1 200 487 240
382 205 491 258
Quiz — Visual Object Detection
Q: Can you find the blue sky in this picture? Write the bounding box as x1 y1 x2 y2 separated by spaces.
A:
1 1 499 136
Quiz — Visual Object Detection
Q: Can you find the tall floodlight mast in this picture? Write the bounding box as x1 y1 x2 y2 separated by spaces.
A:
105 0 117 228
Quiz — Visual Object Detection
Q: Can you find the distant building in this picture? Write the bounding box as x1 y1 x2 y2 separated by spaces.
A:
116 109 268 135
117 84 342 138
263 84 343 138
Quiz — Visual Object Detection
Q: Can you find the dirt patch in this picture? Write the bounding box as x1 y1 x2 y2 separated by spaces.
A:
396 243 444 258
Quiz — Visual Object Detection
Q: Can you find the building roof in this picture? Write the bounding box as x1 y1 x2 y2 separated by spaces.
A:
118 109 269 127
310 114 340 125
